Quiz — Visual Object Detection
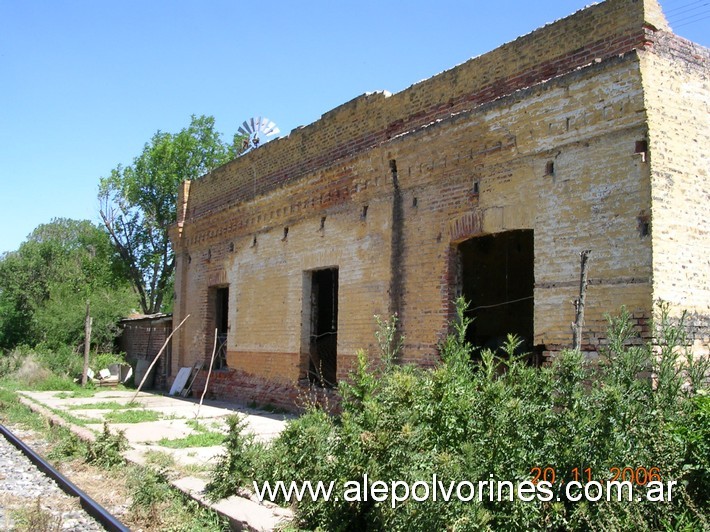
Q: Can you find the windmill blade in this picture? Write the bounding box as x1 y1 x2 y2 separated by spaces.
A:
236 116 280 154
262 120 280 136
239 120 253 136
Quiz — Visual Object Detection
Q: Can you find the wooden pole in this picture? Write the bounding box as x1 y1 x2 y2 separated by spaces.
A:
196 328 219 420
572 250 592 351
81 301 92 387
130 314 190 403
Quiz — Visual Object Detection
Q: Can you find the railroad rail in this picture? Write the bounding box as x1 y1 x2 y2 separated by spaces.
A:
0 424 129 532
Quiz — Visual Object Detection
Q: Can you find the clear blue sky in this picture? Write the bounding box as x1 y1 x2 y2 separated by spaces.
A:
1 0 708 254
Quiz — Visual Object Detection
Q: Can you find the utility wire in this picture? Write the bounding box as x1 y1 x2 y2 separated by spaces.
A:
674 12 710 27
470 296 534 313
668 5 710 21
665 0 710 29
669 10 710 25
669 6 710 18
665 0 706 14
666 1 710 18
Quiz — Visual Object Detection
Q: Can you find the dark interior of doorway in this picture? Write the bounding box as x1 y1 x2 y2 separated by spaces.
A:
213 286 229 369
309 268 338 387
459 230 535 361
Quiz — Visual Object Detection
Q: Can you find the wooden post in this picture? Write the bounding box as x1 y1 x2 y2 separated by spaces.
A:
196 328 219 420
130 314 190 403
81 301 92 386
572 250 592 351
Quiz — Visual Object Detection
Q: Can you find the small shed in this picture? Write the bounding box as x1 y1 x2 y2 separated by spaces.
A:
118 313 173 390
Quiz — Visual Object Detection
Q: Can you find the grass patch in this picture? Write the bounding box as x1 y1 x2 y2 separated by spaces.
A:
127 466 230 530
104 409 161 424
39 404 91 427
0 385 48 430
158 431 225 449
144 453 215 483
67 401 140 411
179 462 214 478
144 450 176 469
24 373 78 392
10 497 63 531
0 384 91 429
185 419 208 432
185 419 223 433
56 388 100 399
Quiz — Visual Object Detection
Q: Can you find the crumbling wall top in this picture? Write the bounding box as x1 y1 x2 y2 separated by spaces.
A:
178 0 673 227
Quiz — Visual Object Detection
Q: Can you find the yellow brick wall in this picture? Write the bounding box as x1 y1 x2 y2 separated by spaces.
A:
386 57 653 358
171 55 655 380
168 0 708 396
641 34 710 354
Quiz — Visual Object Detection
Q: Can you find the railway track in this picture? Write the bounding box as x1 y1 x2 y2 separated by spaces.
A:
0 424 129 531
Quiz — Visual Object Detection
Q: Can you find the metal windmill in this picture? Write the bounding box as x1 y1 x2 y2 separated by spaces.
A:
237 117 280 153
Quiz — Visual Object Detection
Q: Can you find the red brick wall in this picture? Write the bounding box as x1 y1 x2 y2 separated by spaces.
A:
119 317 172 390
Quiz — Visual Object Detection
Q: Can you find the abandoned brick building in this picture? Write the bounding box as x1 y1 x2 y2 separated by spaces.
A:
168 0 710 409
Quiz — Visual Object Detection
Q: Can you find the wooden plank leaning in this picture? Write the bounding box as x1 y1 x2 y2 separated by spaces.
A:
196 328 219 420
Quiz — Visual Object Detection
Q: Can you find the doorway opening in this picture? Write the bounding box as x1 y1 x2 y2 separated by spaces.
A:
209 286 229 369
458 230 534 360
306 268 338 387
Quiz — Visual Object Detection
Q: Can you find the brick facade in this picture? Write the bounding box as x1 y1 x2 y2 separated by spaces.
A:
118 314 173 390
168 0 709 409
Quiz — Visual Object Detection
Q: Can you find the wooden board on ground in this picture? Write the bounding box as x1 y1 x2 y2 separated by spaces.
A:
169 367 192 395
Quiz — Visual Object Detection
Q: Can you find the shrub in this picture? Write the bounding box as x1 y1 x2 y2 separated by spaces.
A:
85 423 127 468
35 344 83 377
209 299 709 530
91 351 127 371
47 426 87 462
205 415 267 502
129 464 231 531
129 467 173 510
12 354 54 387
0 345 32 378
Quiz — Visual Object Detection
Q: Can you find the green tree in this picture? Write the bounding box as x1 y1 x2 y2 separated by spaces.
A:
0 218 136 351
0 251 33 348
98 115 241 314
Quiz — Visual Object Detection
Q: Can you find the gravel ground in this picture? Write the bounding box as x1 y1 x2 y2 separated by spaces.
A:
0 430 106 531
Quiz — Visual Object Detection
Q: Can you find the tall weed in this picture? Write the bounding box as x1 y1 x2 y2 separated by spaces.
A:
85 423 127 468
209 299 709 530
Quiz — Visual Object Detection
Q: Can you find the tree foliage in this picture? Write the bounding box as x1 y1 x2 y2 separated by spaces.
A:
98 115 242 314
0 218 136 352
